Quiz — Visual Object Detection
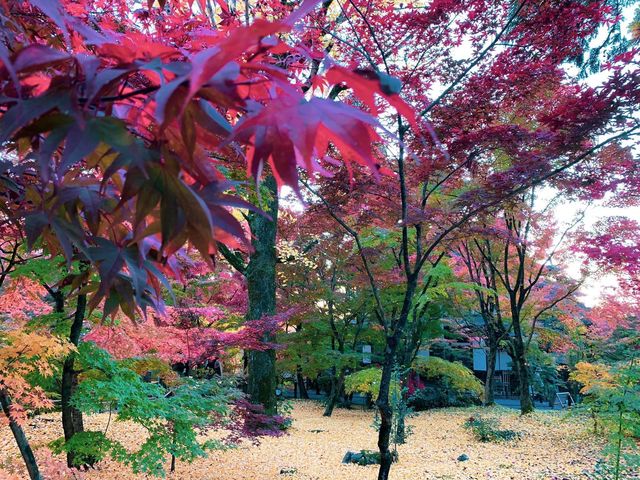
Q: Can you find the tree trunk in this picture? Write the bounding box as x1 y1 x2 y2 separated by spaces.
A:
376 277 417 480
61 293 92 467
246 176 278 415
513 344 534 414
296 368 309 399
0 390 42 480
377 342 396 480
509 308 534 415
52 290 64 314
323 368 345 417
484 340 497 406
396 413 406 445
170 426 177 473
507 337 533 414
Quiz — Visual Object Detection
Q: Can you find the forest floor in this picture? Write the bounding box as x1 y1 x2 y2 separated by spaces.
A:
1 400 603 480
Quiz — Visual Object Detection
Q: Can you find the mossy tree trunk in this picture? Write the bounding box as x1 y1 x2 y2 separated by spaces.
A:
510 340 534 414
245 176 279 415
506 313 534 415
296 367 309 399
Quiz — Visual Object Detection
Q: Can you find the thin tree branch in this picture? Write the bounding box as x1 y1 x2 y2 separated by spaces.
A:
418 0 527 117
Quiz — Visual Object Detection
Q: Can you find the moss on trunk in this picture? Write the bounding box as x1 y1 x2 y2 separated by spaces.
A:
245 176 279 415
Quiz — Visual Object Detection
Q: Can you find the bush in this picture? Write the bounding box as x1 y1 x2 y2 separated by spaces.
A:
412 357 483 396
344 367 382 397
344 367 400 399
125 356 180 387
408 384 482 410
344 360 482 411
408 357 483 410
463 416 520 442
231 398 292 439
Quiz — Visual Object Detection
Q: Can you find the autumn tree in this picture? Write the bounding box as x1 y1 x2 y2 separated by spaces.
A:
86 255 278 369
298 0 639 476
0 275 70 480
452 240 507 406
277 209 382 415
0 0 405 476
453 196 585 413
8 253 103 467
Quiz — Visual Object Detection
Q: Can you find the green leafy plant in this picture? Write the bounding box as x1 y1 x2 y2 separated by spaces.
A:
344 367 385 398
50 431 116 466
408 357 483 410
51 343 240 476
463 416 520 443
412 357 483 396
573 359 640 480
277 398 295 425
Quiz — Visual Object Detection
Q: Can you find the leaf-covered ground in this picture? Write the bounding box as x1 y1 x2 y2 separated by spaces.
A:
1 401 603 479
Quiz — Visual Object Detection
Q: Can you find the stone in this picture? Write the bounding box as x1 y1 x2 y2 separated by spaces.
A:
342 450 398 466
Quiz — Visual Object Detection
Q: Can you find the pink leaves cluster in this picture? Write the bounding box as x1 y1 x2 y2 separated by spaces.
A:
224 398 290 443
574 217 640 294
584 293 639 339
0 0 408 319
85 306 288 365
0 278 51 322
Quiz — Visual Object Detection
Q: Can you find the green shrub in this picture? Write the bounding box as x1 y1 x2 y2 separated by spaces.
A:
344 367 400 398
408 357 483 410
572 359 640 480
408 384 481 410
463 416 520 443
53 343 239 476
412 357 483 396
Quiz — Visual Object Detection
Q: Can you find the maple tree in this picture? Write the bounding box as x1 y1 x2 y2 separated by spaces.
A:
0 0 400 319
0 250 296 478
50 342 242 476
0 0 407 476
452 194 586 413
85 257 273 367
571 358 640 479
0 329 73 480
0 0 639 478
274 208 383 415
0 276 71 480
8 253 104 468
295 0 638 475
